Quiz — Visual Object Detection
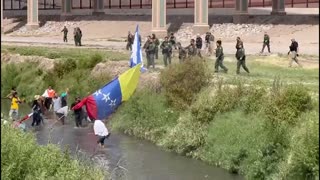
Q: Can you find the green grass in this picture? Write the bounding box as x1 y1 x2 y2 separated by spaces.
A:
1 45 129 62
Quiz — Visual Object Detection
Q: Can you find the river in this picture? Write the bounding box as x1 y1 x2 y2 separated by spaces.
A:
1 100 244 180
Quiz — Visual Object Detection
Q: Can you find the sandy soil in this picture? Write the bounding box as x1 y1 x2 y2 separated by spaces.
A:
1 15 319 58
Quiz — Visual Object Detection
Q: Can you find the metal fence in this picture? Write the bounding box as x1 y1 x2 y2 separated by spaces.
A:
3 0 319 10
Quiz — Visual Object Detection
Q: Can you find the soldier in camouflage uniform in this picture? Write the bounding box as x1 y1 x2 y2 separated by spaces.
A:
215 40 228 73
143 36 152 64
177 42 187 63
235 37 244 50
186 39 197 59
152 34 160 59
126 31 134 51
160 36 173 67
169 32 177 50
260 32 271 53
195 34 203 58
73 28 78 46
61 26 68 43
76 27 82 46
146 38 156 69
236 44 250 74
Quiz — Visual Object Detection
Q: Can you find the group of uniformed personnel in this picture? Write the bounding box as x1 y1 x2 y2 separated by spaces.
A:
123 30 302 71
61 26 82 46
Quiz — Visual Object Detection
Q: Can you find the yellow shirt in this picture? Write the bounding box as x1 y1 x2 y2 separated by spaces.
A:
11 97 20 110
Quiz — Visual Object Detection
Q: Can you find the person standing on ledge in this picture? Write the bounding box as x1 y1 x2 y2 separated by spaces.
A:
260 32 271 54
61 26 68 43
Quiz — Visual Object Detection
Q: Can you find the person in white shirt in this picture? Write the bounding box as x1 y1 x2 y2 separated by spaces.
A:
93 119 110 148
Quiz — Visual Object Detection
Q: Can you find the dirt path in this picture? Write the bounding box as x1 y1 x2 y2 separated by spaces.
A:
2 34 319 56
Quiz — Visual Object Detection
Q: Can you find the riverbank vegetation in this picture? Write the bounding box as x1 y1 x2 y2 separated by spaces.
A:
1 45 128 102
1 46 318 179
111 60 319 179
1 120 106 179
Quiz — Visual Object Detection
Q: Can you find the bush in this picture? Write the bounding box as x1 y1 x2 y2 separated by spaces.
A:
264 83 312 126
1 63 21 97
160 112 208 156
53 59 77 78
111 90 179 143
78 53 104 69
1 122 106 180
241 86 266 114
160 59 212 110
277 111 319 180
190 83 243 124
197 111 270 176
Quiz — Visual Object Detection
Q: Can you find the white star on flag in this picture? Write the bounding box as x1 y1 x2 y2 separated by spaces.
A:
102 93 111 103
109 99 116 107
94 90 102 96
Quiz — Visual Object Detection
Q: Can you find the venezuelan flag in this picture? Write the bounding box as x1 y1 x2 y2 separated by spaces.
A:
72 64 141 120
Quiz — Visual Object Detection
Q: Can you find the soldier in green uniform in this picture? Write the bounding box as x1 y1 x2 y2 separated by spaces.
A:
160 36 173 67
186 39 197 59
73 28 78 46
126 31 134 51
236 45 250 74
169 32 177 50
61 26 68 43
235 37 244 50
215 40 228 73
77 27 82 46
177 42 187 63
260 32 271 53
146 39 156 69
143 36 152 65
152 34 160 59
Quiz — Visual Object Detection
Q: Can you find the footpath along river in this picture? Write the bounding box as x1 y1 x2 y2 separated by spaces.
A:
2 100 243 180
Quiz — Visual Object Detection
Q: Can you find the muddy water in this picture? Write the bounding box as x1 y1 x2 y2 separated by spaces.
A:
1 100 243 180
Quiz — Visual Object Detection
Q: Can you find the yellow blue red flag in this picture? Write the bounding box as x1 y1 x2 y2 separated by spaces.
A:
72 63 141 120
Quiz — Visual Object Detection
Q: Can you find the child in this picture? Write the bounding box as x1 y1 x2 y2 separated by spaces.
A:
93 119 110 148
9 92 21 121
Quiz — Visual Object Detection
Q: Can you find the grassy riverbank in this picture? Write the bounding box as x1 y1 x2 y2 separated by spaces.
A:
1 45 129 102
1 120 106 179
111 60 319 179
1 46 319 179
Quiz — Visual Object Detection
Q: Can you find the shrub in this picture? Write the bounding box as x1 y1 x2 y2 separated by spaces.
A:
111 89 179 143
1 64 21 97
241 86 266 114
160 112 208 156
78 53 104 69
160 59 212 110
197 111 270 176
277 111 319 180
53 59 77 78
1 122 105 179
264 83 312 126
190 83 243 124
